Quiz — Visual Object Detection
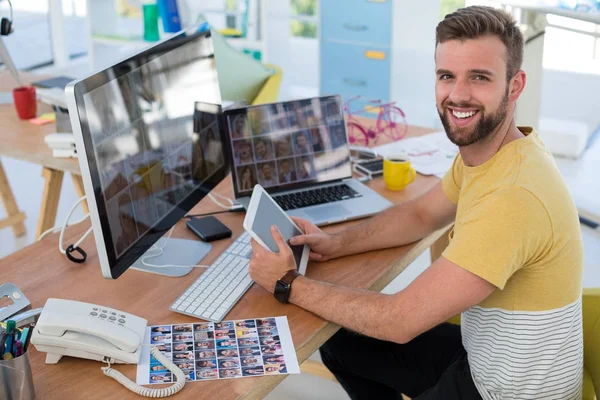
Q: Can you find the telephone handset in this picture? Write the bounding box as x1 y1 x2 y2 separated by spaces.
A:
31 298 146 364
31 298 186 398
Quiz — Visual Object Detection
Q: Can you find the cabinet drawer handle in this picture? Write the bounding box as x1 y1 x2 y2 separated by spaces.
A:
342 23 368 32
343 79 367 87
365 50 386 60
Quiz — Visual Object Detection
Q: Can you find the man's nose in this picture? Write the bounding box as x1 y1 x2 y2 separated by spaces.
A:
448 80 471 104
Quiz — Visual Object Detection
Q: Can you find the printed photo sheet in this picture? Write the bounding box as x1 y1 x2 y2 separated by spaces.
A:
136 316 300 384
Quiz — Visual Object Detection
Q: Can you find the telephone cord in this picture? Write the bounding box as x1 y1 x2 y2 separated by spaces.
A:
101 346 185 398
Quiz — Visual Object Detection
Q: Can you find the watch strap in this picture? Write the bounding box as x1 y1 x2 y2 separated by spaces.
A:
274 269 301 304
279 269 301 286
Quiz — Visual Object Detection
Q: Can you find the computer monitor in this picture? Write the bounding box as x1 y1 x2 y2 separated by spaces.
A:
66 24 230 279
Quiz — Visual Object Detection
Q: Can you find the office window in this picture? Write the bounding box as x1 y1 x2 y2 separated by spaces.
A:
64 0 88 60
440 0 466 19
542 14 600 74
465 0 600 75
291 0 317 39
0 0 53 70
594 25 600 61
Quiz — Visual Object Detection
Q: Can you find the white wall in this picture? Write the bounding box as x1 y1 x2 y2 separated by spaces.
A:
540 69 600 131
390 0 441 128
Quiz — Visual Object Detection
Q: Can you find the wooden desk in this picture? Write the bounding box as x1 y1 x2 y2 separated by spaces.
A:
0 140 449 399
0 71 85 239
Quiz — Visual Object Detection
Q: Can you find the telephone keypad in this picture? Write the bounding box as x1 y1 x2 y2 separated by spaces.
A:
89 304 127 324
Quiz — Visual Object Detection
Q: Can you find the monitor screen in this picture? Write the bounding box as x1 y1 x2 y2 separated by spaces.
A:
67 25 230 279
223 95 352 198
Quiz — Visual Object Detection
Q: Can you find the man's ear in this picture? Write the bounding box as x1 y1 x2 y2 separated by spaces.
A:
508 70 526 102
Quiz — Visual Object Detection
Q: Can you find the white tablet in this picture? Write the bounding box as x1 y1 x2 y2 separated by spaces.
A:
243 184 310 275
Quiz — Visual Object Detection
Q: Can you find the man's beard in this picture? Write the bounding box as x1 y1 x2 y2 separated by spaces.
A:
438 90 509 147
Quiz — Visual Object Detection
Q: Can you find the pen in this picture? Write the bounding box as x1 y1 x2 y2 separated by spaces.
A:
0 332 7 356
22 326 32 353
14 340 23 357
3 320 15 357
20 327 30 351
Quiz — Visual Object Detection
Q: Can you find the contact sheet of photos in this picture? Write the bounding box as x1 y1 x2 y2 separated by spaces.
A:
136 316 300 384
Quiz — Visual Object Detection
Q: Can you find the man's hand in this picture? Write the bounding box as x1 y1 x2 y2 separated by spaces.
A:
289 217 341 261
249 225 296 293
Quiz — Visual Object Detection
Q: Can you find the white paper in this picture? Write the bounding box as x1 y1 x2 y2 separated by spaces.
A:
374 131 458 176
136 316 300 384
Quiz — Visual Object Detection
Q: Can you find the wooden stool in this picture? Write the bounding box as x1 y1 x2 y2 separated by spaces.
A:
0 158 26 236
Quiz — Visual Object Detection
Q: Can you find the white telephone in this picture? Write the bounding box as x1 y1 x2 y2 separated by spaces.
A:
31 298 146 364
31 298 186 398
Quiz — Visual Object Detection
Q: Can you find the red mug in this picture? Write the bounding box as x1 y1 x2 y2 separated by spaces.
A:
12 86 37 120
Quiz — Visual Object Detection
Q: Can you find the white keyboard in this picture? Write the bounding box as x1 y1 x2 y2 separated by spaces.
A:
170 232 254 322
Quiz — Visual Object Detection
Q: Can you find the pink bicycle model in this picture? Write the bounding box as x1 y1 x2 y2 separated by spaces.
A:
344 96 408 146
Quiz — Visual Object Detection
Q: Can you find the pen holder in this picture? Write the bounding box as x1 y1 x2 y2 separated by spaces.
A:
0 350 35 400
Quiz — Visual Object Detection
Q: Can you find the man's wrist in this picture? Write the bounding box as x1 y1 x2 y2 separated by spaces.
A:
288 275 309 305
274 269 301 303
331 232 347 258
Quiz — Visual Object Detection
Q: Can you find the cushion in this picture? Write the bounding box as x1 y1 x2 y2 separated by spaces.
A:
207 22 273 104
582 367 596 400
538 117 590 159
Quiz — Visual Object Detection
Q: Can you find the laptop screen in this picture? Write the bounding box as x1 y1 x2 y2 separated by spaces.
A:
224 95 352 198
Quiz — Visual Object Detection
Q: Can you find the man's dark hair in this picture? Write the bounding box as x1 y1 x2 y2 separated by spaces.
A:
436 6 524 81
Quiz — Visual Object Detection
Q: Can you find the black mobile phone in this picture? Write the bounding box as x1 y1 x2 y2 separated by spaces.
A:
354 159 384 177
186 216 232 242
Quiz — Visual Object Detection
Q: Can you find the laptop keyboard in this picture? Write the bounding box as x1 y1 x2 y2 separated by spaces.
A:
273 184 362 211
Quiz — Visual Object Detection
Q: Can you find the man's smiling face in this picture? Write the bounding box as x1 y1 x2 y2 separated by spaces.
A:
435 35 510 147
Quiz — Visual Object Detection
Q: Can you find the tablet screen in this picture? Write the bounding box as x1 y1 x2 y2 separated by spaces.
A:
251 192 304 268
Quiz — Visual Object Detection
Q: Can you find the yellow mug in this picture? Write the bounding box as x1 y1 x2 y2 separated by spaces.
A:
383 155 416 191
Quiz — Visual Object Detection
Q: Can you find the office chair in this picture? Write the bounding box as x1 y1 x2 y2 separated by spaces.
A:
582 288 600 400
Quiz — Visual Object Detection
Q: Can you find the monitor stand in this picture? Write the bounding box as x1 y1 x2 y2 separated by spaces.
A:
131 238 212 277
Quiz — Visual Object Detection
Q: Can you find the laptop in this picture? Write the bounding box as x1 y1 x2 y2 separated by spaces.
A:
223 95 393 226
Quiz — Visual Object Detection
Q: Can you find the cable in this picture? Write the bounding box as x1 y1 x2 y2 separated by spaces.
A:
37 213 90 241
208 192 234 210
184 209 243 219
211 191 235 205
183 191 244 218
102 346 185 398
140 226 210 269
36 195 92 263
58 196 92 255
7 0 13 23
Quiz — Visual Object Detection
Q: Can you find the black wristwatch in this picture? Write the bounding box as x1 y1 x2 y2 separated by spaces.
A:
274 269 301 304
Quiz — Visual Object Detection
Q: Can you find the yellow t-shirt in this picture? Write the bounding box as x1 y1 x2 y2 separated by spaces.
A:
442 127 583 399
